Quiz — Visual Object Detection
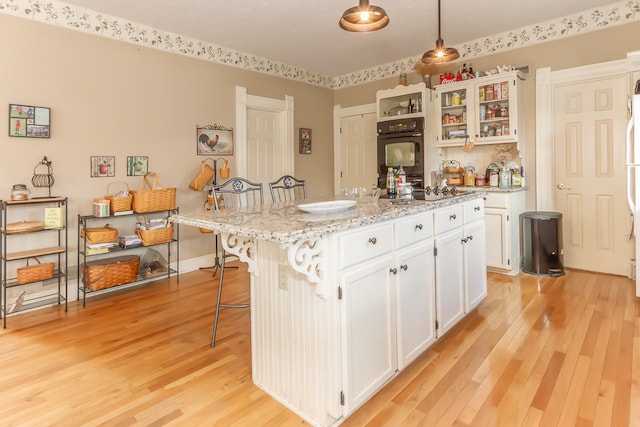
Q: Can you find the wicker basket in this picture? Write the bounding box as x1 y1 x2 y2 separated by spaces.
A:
188 159 214 191
83 255 140 291
136 226 173 246
81 224 118 243
17 257 55 285
131 172 176 213
105 182 133 215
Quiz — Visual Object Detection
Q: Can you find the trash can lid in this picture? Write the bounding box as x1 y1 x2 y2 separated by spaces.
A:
521 211 562 220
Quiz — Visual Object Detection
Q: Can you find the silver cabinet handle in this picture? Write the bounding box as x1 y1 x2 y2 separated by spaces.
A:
415 224 423 230
461 237 468 243
467 235 473 241
400 264 408 271
368 237 377 244
474 206 481 211
389 267 398 275
557 183 571 190
449 214 457 220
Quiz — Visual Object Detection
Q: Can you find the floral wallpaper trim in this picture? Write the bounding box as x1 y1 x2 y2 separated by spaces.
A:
0 0 638 90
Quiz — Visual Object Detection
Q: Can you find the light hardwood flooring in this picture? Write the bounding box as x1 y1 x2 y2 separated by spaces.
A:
1 263 638 426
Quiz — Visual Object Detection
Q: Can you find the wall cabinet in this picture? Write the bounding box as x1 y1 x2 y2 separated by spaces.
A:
77 209 179 306
435 71 523 149
376 82 428 122
1 197 68 327
484 192 526 275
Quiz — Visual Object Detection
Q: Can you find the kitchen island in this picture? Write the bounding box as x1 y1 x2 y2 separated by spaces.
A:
171 191 486 426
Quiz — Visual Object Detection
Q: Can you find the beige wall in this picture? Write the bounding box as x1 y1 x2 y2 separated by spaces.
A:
0 14 334 263
2 12 640 267
334 22 640 210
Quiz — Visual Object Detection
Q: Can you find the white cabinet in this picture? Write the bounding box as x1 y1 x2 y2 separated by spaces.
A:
435 71 523 149
463 218 487 311
340 213 435 413
376 82 428 122
434 227 465 336
341 253 396 412
484 191 526 275
393 213 435 370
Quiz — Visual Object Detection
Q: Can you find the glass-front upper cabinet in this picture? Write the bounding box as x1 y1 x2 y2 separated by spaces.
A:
434 71 523 148
377 82 428 122
435 80 472 147
475 73 520 144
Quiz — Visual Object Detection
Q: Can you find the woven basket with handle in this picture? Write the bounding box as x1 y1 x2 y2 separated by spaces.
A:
83 255 140 291
105 181 133 214
188 159 214 191
17 257 55 285
136 226 173 246
131 172 176 213
81 224 118 243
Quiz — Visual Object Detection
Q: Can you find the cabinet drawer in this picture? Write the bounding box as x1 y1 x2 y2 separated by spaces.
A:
395 212 433 248
434 205 464 235
340 223 393 269
463 199 484 223
483 192 508 209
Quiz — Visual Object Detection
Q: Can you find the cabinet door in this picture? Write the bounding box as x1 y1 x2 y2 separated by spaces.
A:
341 255 396 414
435 82 473 147
395 240 435 370
475 75 518 143
484 208 510 270
434 228 465 337
463 220 488 311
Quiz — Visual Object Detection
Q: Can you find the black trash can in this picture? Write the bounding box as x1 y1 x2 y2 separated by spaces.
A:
520 211 565 277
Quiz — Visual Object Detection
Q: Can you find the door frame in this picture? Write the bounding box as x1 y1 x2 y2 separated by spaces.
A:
333 103 376 196
535 59 629 210
235 86 294 178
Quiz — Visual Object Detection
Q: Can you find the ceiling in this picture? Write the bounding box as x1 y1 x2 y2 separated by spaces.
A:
60 0 617 77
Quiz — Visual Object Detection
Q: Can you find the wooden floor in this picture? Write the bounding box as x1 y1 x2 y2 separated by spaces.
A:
1 264 638 426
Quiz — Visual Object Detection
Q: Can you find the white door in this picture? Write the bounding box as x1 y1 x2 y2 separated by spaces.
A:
395 240 435 370
553 76 629 274
434 228 465 337
235 87 294 202
463 220 488 311
341 256 396 415
339 113 377 190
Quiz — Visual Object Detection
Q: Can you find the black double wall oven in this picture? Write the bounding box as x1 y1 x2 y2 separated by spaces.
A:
377 117 425 190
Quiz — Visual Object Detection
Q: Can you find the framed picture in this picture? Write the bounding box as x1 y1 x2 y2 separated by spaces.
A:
197 125 233 156
299 128 312 154
90 156 115 177
9 104 50 138
127 156 148 176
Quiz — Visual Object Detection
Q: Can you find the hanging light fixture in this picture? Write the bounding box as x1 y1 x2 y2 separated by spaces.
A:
339 0 389 32
421 0 459 65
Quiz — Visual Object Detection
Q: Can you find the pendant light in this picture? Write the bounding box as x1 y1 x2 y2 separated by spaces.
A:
421 0 459 65
339 0 389 32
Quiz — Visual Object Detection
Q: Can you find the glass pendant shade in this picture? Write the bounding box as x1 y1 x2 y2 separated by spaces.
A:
420 0 459 65
339 0 389 32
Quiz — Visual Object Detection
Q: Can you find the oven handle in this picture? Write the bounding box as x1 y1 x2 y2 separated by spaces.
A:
377 132 423 139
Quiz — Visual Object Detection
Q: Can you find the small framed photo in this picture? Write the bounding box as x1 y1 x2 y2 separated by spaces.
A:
299 128 311 154
90 156 115 177
197 125 233 156
127 156 148 176
9 104 50 138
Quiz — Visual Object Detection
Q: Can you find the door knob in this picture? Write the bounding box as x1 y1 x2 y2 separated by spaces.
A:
556 183 571 190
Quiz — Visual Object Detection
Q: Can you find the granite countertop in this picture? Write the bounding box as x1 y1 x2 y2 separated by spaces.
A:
171 191 485 244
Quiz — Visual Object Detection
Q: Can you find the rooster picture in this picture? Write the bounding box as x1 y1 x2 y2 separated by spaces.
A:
199 132 219 149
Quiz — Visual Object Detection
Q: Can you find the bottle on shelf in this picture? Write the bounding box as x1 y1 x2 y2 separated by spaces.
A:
386 167 396 195
499 166 512 188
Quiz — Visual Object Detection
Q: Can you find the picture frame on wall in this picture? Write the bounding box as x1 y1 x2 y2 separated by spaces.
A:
127 156 148 176
8 104 51 138
90 156 115 177
197 125 233 156
299 128 311 154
